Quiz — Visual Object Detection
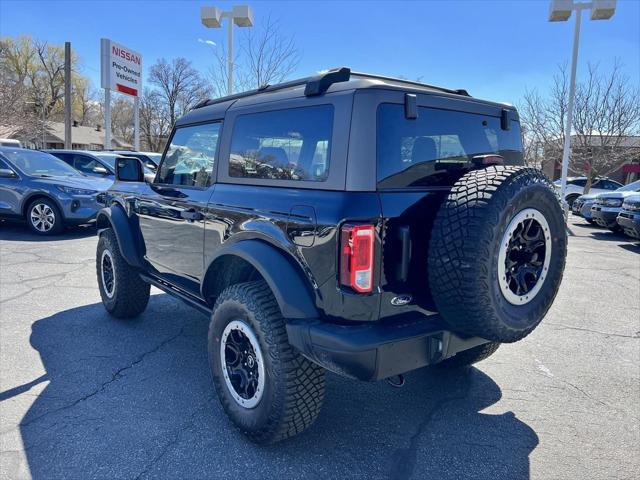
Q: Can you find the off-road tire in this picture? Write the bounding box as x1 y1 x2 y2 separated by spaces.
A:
26 198 64 235
438 342 500 368
208 280 325 444
428 166 567 343
96 228 150 318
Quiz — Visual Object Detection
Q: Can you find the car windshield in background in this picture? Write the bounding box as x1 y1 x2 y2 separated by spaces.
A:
617 180 640 192
146 153 161 165
93 153 154 174
0 148 81 177
92 153 117 169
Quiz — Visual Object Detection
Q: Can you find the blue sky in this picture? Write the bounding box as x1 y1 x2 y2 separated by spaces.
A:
1 0 638 105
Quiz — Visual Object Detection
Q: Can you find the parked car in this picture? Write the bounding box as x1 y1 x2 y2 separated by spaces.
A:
94 68 566 443
0 147 112 234
590 180 640 231
111 150 162 172
553 176 623 208
571 192 599 223
45 149 155 182
616 194 640 239
0 138 22 148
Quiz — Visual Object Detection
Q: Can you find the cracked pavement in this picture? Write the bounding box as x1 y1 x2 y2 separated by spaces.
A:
1 216 639 480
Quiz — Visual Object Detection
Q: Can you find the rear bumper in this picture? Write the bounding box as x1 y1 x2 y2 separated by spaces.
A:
286 315 489 381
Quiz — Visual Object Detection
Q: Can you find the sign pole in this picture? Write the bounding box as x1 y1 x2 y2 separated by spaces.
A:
64 41 72 149
104 88 111 150
134 96 140 150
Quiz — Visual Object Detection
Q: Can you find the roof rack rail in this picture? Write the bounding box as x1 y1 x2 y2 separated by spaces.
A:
192 67 352 110
349 71 471 97
191 67 470 111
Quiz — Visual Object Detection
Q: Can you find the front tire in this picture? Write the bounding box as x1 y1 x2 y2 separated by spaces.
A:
208 281 325 444
96 228 150 318
26 198 63 235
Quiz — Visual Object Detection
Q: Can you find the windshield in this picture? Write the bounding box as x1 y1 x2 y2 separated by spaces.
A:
94 153 153 174
1 148 81 177
92 153 117 168
617 180 640 192
146 154 161 165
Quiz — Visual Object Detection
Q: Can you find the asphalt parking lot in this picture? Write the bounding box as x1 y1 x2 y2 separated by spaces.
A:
0 216 638 480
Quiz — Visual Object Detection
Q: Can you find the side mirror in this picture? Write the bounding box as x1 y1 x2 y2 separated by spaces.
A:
93 165 109 175
0 168 17 178
115 157 144 182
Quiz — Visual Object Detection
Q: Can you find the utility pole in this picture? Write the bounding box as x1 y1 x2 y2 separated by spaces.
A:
64 42 72 149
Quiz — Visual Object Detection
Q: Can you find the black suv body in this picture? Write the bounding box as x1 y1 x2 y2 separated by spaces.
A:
96 68 566 443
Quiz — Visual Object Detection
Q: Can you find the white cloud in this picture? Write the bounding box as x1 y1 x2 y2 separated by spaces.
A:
198 38 216 46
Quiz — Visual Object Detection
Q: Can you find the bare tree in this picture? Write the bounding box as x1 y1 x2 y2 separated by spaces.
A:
571 62 640 190
110 96 134 144
520 62 639 192
72 76 100 126
207 14 300 97
139 87 170 152
148 57 210 125
242 15 299 88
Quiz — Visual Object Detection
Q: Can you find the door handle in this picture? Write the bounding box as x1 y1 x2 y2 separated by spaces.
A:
180 208 203 221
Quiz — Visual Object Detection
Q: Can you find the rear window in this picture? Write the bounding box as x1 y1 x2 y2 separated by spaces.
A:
229 105 333 182
377 104 523 188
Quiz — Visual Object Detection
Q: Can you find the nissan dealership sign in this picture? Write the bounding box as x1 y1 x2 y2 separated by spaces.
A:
100 38 142 97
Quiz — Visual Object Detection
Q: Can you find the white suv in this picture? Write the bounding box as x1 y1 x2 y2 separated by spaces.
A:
553 177 622 207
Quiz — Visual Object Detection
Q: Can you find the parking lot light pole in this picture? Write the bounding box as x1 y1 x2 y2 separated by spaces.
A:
201 5 254 96
548 0 617 216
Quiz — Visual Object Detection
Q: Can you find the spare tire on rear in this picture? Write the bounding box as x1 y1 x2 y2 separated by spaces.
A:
428 166 566 343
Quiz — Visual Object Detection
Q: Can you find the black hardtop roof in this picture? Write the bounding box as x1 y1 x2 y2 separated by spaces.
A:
177 67 515 126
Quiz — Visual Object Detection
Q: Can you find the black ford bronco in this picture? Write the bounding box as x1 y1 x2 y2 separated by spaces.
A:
95 68 566 443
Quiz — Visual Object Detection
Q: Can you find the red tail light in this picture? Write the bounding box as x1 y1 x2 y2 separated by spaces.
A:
340 224 375 293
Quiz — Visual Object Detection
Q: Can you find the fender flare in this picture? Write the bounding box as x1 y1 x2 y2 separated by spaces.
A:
96 206 143 268
202 240 318 320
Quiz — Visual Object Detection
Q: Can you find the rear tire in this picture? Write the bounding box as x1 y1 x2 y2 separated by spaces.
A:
96 228 150 318
438 342 500 368
428 167 567 343
208 280 325 444
26 198 63 235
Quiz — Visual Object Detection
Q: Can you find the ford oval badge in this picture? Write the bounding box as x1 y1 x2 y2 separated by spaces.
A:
391 294 412 306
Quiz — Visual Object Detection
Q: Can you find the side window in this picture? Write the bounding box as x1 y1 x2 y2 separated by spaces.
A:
377 104 524 189
572 179 587 187
229 105 334 181
605 180 620 190
590 180 601 188
73 155 100 174
51 152 73 166
157 122 221 187
0 158 10 169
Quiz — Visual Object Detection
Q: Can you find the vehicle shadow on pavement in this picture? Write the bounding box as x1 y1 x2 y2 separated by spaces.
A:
5 296 538 480
0 221 96 242
589 231 632 242
618 242 640 253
